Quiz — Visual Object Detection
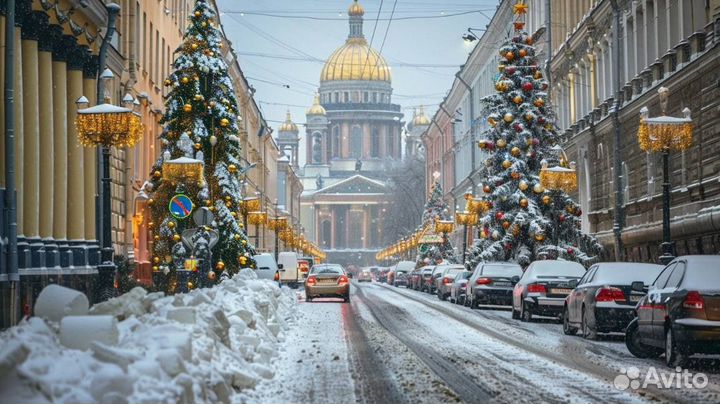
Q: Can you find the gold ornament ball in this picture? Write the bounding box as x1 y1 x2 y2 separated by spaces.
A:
533 183 544 193
147 198 155 206
225 195 232 202
164 255 172 264
519 49 527 57
519 180 529 191
152 265 159 272
187 281 194 289
148 221 155 228
183 104 192 113
194 143 202 150
225 201 232 208
164 79 172 86
239 223 244 228
228 164 237 173
542 195 551 205
191 43 199 51
534 71 543 79
503 113 514 123
216 261 225 270
234 234 241 241
181 77 190 84
505 51 514 61
520 198 529 208
483 185 492 193
511 171 521 180
535 234 545 242
566 205 575 214
154 235 160 241
496 138 507 148
502 160 512 169
194 10 201 17
201 22 207 28
231 212 237 218
173 234 181 242
513 95 522 104
168 222 176 229
209 100 217 107
208 271 217 281
511 146 521 157
194 94 203 101
153 256 160 264
153 171 161 179
534 98 545 107
242 240 247 245
488 117 496 127
239 256 248 265
220 118 230 127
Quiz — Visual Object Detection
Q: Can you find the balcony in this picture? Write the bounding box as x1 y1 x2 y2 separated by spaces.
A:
322 102 402 113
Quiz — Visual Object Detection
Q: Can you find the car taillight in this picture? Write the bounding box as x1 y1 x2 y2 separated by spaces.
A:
443 277 452 285
306 276 316 286
683 291 705 310
595 287 626 302
476 278 492 285
273 272 280 281
337 275 349 285
527 283 546 294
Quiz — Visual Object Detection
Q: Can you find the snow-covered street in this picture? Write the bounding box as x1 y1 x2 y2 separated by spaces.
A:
249 280 720 404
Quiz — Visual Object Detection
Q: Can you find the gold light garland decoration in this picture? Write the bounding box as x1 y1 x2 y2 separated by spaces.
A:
247 211 267 226
455 211 478 226
76 105 144 148
434 219 456 234
267 216 289 231
539 163 578 193
241 197 262 214
162 157 205 183
637 111 693 152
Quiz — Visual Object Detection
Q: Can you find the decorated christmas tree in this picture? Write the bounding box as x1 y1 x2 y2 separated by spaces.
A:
146 0 255 292
418 172 456 264
466 1 602 269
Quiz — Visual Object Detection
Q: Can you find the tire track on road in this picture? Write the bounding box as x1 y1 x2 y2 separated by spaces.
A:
354 285 496 404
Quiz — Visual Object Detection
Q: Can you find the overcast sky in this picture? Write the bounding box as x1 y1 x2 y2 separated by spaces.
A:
216 0 499 164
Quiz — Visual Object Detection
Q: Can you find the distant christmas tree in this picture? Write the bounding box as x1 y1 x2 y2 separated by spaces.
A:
147 0 255 292
466 1 601 268
418 173 456 264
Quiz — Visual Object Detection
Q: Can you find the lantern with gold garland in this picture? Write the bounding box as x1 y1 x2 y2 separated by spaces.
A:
466 0 601 269
146 0 255 293
417 172 457 265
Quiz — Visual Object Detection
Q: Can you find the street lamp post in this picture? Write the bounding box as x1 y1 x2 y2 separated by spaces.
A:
637 87 693 264
76 85 143 301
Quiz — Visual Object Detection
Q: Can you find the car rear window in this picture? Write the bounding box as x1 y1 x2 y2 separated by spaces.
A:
481 265 523 277
311 265 343 274
446 268 462 277
531 261 585 277
594 265 664 284
458 271 473 279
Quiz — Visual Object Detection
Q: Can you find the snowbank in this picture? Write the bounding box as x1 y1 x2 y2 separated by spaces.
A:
0 269 297 404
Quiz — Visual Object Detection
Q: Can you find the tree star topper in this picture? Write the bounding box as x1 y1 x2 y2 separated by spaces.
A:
513 1 529 15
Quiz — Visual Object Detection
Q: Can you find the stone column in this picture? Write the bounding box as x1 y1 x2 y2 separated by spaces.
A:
21 13 42 267
82 56 99 265
13 25 24 236
66 42 87 266
52 30 70 266
37 25 57 267
0 15 5 187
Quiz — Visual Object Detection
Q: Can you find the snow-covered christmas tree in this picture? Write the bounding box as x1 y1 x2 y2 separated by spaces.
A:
147 0 255 292
466 1 601 269
418 172 456 264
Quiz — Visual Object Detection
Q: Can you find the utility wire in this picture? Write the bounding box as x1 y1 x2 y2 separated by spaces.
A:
221 10 494 21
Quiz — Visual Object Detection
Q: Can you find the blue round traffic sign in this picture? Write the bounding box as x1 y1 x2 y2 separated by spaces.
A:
169 194 194 219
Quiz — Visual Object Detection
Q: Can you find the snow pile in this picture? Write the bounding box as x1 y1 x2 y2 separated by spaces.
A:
0 269 296 404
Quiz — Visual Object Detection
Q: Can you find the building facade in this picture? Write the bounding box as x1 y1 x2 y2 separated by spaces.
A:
549 0 720 261
299 0 404 266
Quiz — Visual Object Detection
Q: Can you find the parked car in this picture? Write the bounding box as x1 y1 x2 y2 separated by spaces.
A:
467 262 523 309
278 252 300 288
252 253 281 281
512 260 585 321
426 266 446 294
563 262 663 339
625 255 720 367
408 268 424 290
390 261 415 287
450 271 473 305
378 268 390 283
435 264 465 301
297 257 314 279
357 269 373 282
305 263 350 303
420 266 436 292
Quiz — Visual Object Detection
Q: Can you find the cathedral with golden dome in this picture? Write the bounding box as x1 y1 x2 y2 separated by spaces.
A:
296 0 415 265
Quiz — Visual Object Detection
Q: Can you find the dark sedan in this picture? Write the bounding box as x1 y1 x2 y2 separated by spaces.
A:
450 271 473 305
420 266 437 293
467 262 523 309
626 255 720 367
512 260 586 322
563 262 663 339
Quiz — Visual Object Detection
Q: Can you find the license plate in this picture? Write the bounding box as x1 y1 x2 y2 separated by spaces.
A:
318 278 336 284
629 295 643 302
494 282 511 287
550 288 572 295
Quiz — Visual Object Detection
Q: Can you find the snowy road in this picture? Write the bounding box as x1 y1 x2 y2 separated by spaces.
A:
248 281 720 404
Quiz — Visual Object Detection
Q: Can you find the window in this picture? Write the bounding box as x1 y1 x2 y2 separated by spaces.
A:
332 126 340 158
142 13 147 69
348 211 363 248
653 263 676 288
386 130 393 157
344 92 349 103
370 128 380 158
350 126 363 158
665 263 686 289
373 92 378 103
363 92 369 103
321 220 331 247
149 22 153 78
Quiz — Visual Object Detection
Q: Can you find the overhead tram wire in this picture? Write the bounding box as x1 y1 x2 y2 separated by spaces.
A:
368 0 398 81
221 9 495 21
359 0 384 81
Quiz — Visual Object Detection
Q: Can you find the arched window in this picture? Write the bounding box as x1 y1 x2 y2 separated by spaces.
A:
332 126 340 158
350 126 363 159
371 128 380 158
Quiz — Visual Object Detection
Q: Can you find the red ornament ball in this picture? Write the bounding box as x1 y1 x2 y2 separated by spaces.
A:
558 214 566 222
567 248 575 255
495 211 505 221
518 49 527 57
575 208 583 216
522 82 533 92
483 185 492 193
506 66 516 75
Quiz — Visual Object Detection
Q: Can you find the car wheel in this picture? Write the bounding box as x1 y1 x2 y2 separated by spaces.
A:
511 306 520 320
562 306 577 335
665 327 687 367
581 308 597 340
344 295 350 303
625 319 659 358
521 302 533 322
470 296 479 309
306 297 313 302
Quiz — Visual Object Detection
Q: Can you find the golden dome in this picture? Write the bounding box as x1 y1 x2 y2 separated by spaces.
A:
278 111 298 133
306 93 326 116
412 105 431 126
320 38 391 82
348 0 364 16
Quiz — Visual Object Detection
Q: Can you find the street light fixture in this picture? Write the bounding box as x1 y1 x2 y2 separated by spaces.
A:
637 87 693 264
462 27 486 42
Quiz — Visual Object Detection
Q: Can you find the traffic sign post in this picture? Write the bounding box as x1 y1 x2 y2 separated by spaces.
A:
169 194 194 219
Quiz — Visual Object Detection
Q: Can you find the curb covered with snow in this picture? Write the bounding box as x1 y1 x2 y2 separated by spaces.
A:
0 269 297 404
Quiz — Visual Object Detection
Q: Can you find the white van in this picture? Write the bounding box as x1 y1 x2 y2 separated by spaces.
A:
278 252 300 287
252 253 280 281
